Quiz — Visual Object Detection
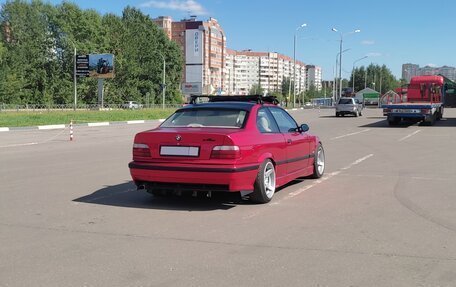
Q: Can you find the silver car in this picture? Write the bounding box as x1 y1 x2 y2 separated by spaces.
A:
335 97 363 117
122 101 143 109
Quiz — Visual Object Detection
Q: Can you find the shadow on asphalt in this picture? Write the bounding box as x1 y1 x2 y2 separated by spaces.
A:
360 117 456 128
73 181 254 211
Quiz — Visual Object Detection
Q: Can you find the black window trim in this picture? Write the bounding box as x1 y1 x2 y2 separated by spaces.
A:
257 107 280 133
267 106 299 133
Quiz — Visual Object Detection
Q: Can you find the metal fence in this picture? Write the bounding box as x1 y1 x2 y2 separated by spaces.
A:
0 103 183 112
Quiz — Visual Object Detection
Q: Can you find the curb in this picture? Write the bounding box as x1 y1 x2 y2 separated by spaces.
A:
0 119 166 132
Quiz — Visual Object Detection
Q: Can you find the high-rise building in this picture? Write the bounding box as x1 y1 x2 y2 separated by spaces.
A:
402 63 419 82
305 65 322 91
225 49 306 95
153 16 226 95
402 63 456 82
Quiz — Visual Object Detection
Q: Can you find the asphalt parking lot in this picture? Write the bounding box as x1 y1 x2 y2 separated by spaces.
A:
1 107 456 287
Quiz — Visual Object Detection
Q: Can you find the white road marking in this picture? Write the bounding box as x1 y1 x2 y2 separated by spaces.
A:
399 130 421 142
412 176 452 181
88 122 110 127
331 129 371 140
127 120 145 124
243 154 375 218
38 124 66 130
0 142 39 148
0 127 9 132
340 154 374 171
281 154 373 201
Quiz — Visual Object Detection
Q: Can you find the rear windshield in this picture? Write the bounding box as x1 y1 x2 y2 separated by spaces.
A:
338 98 353 104
161 108 247 128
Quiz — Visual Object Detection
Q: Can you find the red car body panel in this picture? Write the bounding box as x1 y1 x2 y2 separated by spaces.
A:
129 103 319 193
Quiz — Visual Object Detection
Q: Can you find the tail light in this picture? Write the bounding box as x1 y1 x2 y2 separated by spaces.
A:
133 143 151 158
421 109 430 114
211 145 240 159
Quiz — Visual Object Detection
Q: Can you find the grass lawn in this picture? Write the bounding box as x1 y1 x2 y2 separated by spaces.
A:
0 108 175 127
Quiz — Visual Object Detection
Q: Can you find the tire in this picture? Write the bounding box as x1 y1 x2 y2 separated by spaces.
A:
311 143 325 178
359 111 362 116
354 110 359 117
250 159 276 204
335 112 340 117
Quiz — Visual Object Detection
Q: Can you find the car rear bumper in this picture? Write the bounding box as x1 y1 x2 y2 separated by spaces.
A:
129 161 259 192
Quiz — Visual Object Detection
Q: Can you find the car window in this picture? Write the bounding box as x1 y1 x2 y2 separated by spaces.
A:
338 98 353 104
257 108 279 133
161 108 247 128
268 107 298 133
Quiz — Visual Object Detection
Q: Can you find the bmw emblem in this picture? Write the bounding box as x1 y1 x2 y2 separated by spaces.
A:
175 135 182 141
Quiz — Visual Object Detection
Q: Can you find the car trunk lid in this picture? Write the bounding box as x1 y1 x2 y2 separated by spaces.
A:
134 128 238 161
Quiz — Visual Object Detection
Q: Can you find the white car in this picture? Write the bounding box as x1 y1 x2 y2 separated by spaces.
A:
122 101 143 109
335 97 363 117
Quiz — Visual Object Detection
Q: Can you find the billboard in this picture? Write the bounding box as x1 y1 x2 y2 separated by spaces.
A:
185 29 203 65
182 82 202 94
76 55 90 77
88 54 115 79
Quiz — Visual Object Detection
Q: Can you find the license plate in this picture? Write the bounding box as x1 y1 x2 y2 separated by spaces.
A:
160 146 199 157
393 109 420 113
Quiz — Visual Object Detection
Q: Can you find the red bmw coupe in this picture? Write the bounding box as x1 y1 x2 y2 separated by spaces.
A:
129 96 325 203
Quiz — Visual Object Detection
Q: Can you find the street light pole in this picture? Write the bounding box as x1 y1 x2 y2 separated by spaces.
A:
153 51 166 109
352 56 368 93
73 46 77 111
289 23 307 108
162 55 166 109
332 28 360 101
335 48 350 102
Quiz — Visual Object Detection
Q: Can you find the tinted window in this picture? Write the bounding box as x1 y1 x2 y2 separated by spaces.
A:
338 98 354 104
257 108 279 133
161 109 247 128
269 107 298 133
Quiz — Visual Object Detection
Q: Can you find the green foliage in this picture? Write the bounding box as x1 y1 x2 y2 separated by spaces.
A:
249 83 264 95
349 64 400 94
0 0 183 104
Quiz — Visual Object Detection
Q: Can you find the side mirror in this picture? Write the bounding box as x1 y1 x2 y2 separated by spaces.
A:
300 124 309 133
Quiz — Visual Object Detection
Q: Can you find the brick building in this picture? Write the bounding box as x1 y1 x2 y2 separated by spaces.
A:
153 16 226 95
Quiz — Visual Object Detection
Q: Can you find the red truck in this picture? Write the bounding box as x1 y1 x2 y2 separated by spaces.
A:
382 75 447 126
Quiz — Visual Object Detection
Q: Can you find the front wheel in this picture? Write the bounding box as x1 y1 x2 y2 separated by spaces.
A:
311 143 325 178
250 159 276 204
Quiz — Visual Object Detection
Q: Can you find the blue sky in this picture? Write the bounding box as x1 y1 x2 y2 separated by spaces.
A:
5 0 456 80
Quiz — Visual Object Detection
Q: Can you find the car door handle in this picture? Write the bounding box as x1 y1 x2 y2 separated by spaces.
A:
287 139 292 144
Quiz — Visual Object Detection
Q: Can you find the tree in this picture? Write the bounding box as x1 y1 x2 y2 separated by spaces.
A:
349 64 400 94
0 1 184 105
249 83 264 95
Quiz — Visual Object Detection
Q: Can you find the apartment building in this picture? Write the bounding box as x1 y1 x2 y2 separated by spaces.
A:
306 65 322 91
153 16 226 94
402 63 456 82
225 49 307 95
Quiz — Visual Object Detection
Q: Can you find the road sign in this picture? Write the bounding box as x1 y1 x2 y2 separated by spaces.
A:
76 55 89 77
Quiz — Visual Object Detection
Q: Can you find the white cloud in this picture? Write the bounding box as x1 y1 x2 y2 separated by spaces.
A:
361 40 375 45
140 0 208 15
425 63 437 67
366 52 382 57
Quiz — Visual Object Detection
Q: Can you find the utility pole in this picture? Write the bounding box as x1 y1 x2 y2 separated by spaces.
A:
73 46 77 111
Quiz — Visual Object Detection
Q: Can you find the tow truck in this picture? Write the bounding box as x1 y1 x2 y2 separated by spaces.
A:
382 75 455 126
